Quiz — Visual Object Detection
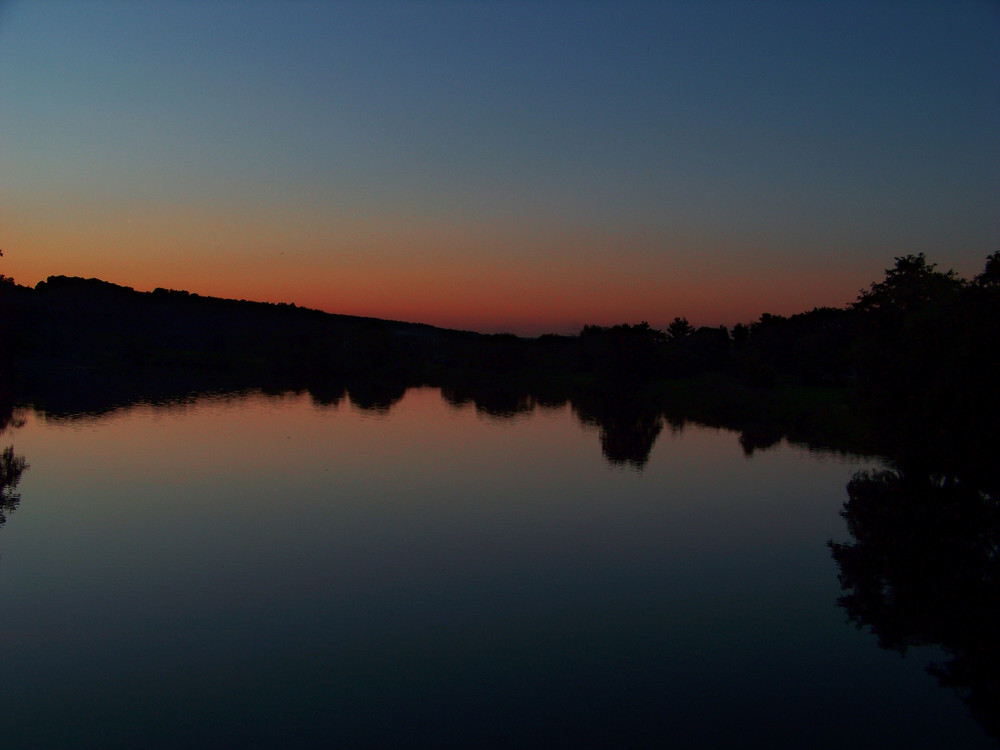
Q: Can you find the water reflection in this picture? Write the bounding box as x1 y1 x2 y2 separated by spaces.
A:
0 445 27 527
434 382 668 467
305 380 346 408
830 468 1000 738
0 392 28 531
14 357 885 473
440 381 539 419
737 424 785 456
342 374 410 413
309 375 436 415
571 390 664 469
3 383 997 747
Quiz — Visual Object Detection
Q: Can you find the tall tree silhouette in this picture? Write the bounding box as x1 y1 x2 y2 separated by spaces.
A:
666 316 693 341
855 253 963 316
974 250 1000 287
852 253 997 473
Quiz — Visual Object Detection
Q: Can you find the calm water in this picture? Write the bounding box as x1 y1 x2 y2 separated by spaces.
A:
0 387 992 748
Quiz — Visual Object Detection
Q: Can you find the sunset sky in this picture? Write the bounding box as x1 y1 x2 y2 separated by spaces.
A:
1 0 998 335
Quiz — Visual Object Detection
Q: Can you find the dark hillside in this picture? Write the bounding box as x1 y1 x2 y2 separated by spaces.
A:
4 276 465 394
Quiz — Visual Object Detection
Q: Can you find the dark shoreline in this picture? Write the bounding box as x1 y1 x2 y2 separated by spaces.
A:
3 251 998 483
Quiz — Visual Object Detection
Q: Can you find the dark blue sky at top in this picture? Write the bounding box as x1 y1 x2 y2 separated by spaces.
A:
1 0 998 332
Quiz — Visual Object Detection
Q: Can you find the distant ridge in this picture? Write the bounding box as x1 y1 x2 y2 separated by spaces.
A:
33 274 477 338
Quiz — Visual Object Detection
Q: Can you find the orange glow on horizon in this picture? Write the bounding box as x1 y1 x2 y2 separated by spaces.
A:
3 212 876 335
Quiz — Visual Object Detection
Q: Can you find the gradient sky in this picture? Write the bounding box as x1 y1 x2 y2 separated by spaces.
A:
1 0 998 334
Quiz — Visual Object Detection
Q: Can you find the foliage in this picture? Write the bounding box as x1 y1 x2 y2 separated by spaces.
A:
666 316 694 341
974 250 1000 287
855 253 964 316
0 248 12 285
851 253 1000 474
578 322 666 389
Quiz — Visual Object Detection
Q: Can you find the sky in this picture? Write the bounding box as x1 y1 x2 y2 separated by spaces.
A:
1 0 998 335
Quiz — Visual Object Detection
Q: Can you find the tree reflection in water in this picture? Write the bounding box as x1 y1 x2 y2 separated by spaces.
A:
344 376 409 414
0 393 28 530
439 380 666 468
0 446 27 527
440 381 539 419
572 392 664 470
830 468 1000 738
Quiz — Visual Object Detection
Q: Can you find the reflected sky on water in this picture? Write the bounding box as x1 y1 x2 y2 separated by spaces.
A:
0 387 992 748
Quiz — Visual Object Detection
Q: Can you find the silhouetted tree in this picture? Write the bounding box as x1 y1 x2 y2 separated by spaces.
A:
974 250 1000 287
0 249 12 285
579 323 665 390
666 316 694 341
853 253 998 472
855 253 963 317
739 307 858 386
749 312 786 336
730 323 750 347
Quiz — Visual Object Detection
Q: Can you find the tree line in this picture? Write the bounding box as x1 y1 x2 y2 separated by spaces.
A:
1 251 998 475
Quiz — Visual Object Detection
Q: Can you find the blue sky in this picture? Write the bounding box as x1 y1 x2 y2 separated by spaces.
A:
1 0 998 333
